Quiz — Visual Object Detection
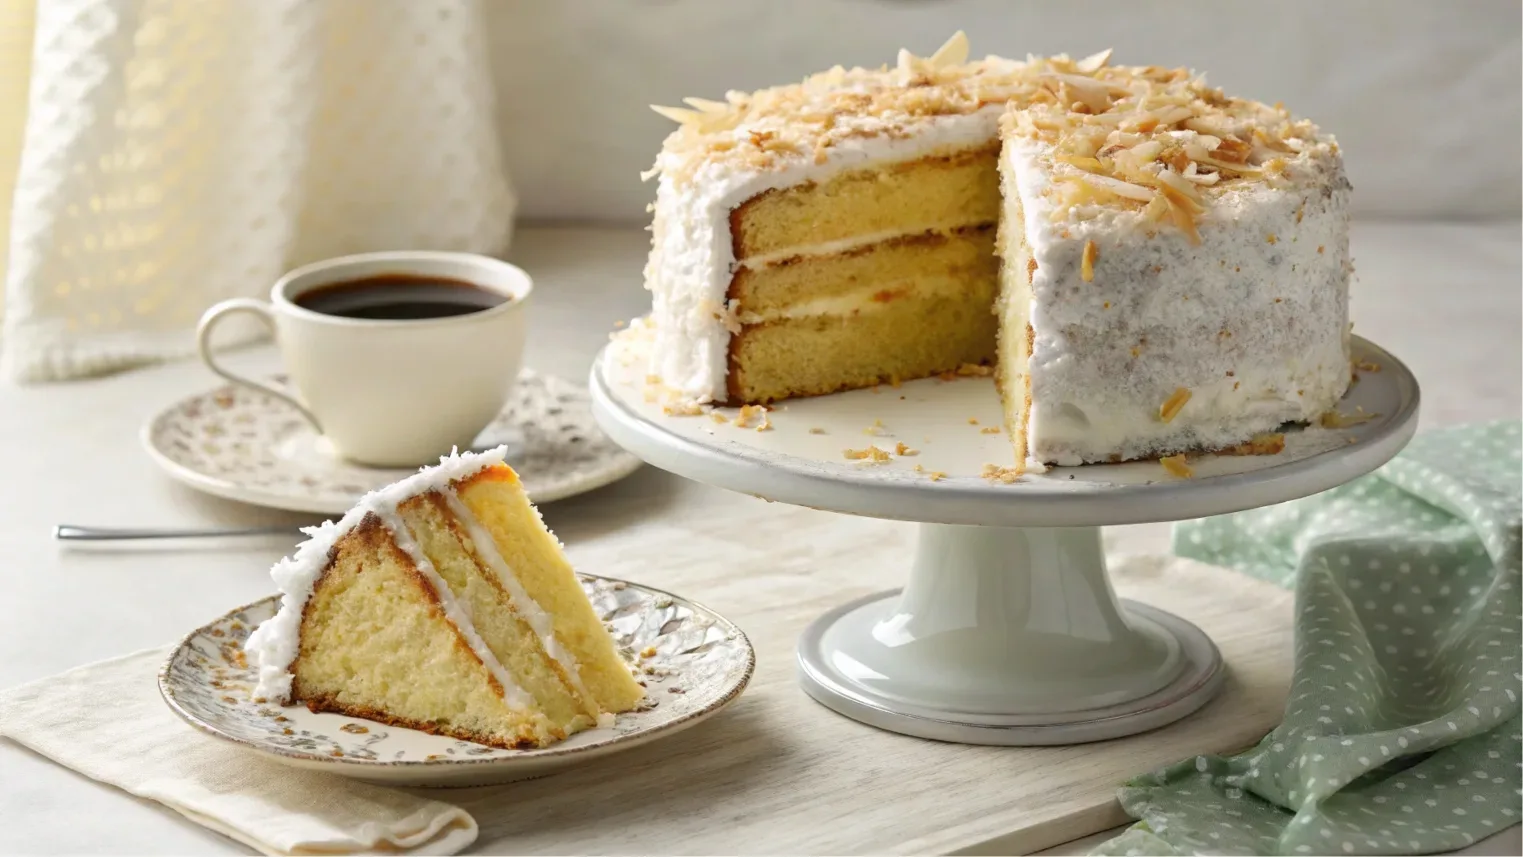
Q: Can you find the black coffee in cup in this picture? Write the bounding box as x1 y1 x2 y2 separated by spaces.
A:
295 274 509 320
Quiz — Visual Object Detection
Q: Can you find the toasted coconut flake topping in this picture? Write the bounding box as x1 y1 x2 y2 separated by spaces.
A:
1004 55 1334 239
1160 455 1194 478
1081 240 1099 282
646 34 1337 245
1159 387 1192 423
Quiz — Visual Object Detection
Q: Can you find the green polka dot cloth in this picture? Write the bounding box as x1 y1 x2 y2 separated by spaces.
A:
1097 421 1522 856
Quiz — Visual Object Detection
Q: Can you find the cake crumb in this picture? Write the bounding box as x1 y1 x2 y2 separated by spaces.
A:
1081 239 1099 282
1158 387 1192 423
956 362 994 377
710 412 729 424
967 417 979 425
733 404 767 428
756 414 773 431
809 427 826 435
981 464 1021 484
663 402 704 416
1266 233 1278 245
1355 359 1381 372
894 441 918 456
640 646 658 659
1317 245 1325 254
1319 407 1378 428
1160 455 1194 478
844 445 891 463
1220 432 1286 456
980 426 1001 435
864 419 889 437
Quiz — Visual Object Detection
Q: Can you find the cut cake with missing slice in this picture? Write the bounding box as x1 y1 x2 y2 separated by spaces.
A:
637 34 1352 475
244 448 647 749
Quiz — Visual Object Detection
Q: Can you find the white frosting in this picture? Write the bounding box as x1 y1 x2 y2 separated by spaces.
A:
646 107 1005 402
246 446 561 712
1006 141 1351 464
736 226 971 269
438 487 595 708
734 275 969 325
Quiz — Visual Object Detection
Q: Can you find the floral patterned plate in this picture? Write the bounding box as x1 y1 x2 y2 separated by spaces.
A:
159 575 755 787
143 369 643 515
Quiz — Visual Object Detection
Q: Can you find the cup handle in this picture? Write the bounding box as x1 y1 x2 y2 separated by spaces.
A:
196 298 323 432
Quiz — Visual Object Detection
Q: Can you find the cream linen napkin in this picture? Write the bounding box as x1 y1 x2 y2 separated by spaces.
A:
0 647 478 856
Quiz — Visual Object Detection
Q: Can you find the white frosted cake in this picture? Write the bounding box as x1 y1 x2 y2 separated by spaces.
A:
636 34 1351 476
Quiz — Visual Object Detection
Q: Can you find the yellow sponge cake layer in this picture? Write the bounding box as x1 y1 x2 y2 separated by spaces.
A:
290 515 565 748
730 145 999 259
728 274 997 403
396 493 598 729
455 467 648 714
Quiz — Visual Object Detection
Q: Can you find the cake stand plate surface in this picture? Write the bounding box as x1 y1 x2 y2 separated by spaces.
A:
590 334 1418 744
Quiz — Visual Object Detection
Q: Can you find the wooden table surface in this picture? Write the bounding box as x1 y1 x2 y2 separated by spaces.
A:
0 223 1518 854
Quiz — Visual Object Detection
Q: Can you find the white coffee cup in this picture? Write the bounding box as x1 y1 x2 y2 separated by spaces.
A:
197 251 532 468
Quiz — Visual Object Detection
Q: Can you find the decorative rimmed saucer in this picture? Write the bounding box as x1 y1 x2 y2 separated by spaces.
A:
143 369 643 514
159 575 755 787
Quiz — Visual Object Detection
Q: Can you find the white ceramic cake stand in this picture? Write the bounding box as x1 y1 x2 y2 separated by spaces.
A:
589 335 1419 745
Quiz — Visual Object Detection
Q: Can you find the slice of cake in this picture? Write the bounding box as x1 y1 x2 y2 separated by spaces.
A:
244 448 647 749
638 35 1351 474
993 59 1350 472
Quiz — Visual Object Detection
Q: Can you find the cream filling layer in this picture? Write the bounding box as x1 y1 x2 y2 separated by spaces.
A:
372 505 537 712
735 274 977 325
735 222 988 269
439 487 598 716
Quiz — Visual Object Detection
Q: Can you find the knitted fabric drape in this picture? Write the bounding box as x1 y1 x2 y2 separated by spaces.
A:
0 0 515 382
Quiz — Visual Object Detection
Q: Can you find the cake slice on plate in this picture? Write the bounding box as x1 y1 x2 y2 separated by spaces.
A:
244 448 646 749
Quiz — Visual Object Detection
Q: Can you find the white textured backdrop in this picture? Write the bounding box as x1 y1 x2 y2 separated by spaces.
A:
487 0 1522 222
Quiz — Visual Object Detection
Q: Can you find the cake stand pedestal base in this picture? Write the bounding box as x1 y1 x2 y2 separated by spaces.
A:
796 524 1224 745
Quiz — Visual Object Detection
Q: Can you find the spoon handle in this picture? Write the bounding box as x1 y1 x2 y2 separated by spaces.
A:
53 524 298 541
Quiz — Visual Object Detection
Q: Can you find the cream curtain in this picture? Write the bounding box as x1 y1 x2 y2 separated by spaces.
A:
0 0 515 382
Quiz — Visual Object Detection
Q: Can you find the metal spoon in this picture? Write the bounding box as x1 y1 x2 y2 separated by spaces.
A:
53 524 301 541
